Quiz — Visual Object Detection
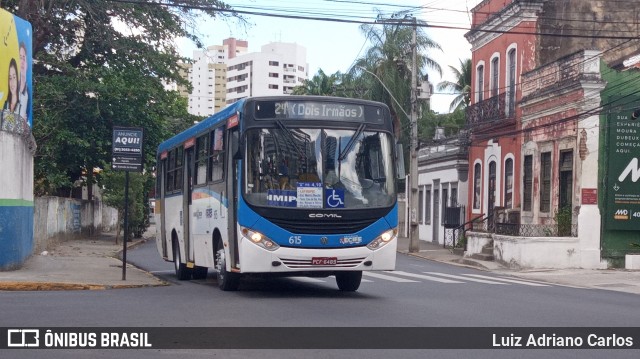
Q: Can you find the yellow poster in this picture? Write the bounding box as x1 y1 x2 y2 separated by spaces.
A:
1 9 33 127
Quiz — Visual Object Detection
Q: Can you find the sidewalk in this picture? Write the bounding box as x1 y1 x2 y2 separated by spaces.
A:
0 231 167 291
1 233 639 295
397 236 640 295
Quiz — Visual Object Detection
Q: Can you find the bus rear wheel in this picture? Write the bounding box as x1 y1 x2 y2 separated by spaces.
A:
335 271 362 291
215 242 240 291
173 239 192 280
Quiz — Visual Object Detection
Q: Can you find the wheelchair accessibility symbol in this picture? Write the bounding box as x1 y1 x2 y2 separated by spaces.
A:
326 189 345 208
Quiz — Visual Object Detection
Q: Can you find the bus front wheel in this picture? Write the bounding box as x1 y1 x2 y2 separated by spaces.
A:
215 242 240 291
335 271 362 291
173 239 192 280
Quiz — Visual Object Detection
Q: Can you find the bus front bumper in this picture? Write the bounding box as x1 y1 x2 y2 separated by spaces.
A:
238 236 397 273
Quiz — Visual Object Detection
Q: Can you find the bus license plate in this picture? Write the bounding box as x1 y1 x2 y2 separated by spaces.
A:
312 257 337 265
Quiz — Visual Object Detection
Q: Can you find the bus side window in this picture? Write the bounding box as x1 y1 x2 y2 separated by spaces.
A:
166 149 175 192
195 135 208 185
209 127 225 182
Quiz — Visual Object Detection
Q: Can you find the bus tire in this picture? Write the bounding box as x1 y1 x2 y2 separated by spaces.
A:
215 241 240 291
173 238 192 280
192 266 208 280
335 271 362 292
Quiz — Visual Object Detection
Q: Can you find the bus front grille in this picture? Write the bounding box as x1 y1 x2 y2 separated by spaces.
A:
268 218 377 234
279 257 366 268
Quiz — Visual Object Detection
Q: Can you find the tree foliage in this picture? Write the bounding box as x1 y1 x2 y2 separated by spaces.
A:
101 166 152 242
437 58 472 112
2 0 233 196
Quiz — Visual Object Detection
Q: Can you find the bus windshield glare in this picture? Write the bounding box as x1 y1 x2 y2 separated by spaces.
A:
244 127 396 209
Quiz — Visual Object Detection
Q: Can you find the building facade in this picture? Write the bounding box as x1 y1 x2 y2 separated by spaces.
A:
463 0 640 269
417 132 469 246
226 42 308 104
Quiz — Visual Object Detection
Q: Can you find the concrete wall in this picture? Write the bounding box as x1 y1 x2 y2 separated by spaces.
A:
32 197 118 254
0 130 35 270
466 231 607 269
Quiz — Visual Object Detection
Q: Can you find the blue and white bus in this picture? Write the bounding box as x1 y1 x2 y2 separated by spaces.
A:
155 96 400 291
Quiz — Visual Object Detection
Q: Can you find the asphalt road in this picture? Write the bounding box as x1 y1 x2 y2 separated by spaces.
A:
1 240 639 358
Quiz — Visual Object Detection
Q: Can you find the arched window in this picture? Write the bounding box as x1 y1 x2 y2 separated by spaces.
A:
476 65 484 102
504 158 513 208
491 57 499 97
507 48 516 116
473 163 482 210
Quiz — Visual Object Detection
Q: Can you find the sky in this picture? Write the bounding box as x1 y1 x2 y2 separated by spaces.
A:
178 0 482 114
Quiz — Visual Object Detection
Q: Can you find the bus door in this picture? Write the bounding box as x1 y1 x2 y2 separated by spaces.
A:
226 127 240 269
183 141 196 265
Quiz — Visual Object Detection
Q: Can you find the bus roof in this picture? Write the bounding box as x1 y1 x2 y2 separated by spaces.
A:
157 96 392 154
157 99 246 154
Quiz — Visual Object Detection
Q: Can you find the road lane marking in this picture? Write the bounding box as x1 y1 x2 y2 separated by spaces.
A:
363 272 419 283
387 270 464 283
423 272 509 285
464 274 550 286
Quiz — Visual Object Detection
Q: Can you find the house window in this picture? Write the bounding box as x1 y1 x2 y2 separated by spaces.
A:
269 61 279 66
442 188 448 224
425 186 432 224
540 152 552 213
507 49 516 116
419 187 424 224
450 187 458 207
473 163 481 210
559 150 573 210
476 65 484 102
491 57 499 97
504 158 513 208
523 155 533 211
269 84 279 89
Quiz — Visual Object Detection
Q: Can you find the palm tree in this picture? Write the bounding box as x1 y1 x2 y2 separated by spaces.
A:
350 18 442 138
437 58 472 112
292 69 341 96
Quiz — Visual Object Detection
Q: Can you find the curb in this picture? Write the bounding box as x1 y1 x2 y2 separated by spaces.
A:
0 281 169 291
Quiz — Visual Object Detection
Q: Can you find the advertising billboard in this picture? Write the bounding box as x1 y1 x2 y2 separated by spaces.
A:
605 99 640 230
0 9 33 128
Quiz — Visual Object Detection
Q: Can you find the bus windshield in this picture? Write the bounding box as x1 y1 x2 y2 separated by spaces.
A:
244 127 396 209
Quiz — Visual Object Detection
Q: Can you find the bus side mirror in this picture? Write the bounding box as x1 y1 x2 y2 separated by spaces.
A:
396 142 405 179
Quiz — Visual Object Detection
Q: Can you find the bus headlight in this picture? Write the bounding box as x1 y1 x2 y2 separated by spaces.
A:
367 228 398 250
241 227 280 252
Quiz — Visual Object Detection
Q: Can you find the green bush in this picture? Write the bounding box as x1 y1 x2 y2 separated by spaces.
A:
555 206 573 237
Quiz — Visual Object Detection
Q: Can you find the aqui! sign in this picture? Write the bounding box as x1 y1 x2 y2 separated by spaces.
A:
112 127 143 172
606 104 640 230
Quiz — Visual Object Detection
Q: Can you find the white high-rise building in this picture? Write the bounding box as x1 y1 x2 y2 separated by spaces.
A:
226 42 308 104
181 38 248 116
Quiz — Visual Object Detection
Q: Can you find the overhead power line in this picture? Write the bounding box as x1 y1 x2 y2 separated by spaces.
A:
105 0 640 40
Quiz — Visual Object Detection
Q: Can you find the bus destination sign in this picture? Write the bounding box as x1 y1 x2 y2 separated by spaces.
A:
112 126 143 172
256 101 370 121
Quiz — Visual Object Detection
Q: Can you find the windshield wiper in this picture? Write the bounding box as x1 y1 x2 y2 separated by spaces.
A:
275 120 306 160
338 123 366 162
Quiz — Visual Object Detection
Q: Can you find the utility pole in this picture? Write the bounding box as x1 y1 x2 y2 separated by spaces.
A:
408 17 420 253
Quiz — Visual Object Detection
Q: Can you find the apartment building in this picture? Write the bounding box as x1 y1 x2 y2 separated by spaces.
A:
226 42 308 104
181 38 248 116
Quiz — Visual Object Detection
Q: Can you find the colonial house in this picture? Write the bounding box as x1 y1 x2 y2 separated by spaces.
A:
463 0 640 269
417 129 469 246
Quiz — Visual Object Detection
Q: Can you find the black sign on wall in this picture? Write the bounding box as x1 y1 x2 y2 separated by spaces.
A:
112 127 144 172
